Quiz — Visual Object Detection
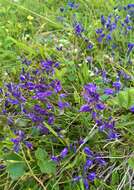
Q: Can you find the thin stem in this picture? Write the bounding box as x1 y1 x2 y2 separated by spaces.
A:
21 146 47 190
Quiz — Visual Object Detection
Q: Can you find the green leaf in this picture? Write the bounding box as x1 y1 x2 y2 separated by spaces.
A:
7 162 26 180
109 88 134 109
15 118 29 127
4 153 22 162
128 157 134 169
4 153 26 180
35 148 48 161
37 160 56 174
111 172 119 185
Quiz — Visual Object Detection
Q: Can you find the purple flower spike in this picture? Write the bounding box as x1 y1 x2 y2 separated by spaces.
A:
60 147 68 158
87 172 96 182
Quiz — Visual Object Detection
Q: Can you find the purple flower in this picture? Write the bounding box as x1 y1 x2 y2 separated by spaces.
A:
84 83 97 94
74 23 84 35
24 141 33 149
48 115 55 125
36 124 49 135
98 124 105 132
84 159 93 170
22 58 31 66
130 106 134 113
124 15 130 24
11 137 20 144
51 156 59 163
87 172 96 182
108 131 119 140
127 4 134 9
20 74 26 81
0 88 3 94
101 15 106 25
73 176 81 182
25 82 35 90
60 147 68 158
106 34 112 41
96 156 106 166
79 104 91 112
34 91 53 100
47 103 53 110
56 46 62 51
112 81 121 91
104 88 114 95
84 147 92 156
110 23 116 31
127 43 134 55
68 2 79 9
59 93 67 98
87 43 93 50
97 33 105 43
96 103 105 110
7 98 19 105
0 165 5 170
83 178 89 190
13 144 20 153
7 117 13 125
41 59 53 72
58 101 70 110
86 56 93 63
96 28 103 34
16 130 25 139
91 111 97 120
54 80 62 93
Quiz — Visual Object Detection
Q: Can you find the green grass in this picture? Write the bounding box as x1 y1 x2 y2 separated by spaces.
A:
0 0 134 190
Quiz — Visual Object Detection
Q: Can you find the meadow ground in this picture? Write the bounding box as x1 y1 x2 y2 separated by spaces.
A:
0 0 134 190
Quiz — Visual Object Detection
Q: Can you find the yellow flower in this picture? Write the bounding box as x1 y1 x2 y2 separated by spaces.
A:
27 15 34 21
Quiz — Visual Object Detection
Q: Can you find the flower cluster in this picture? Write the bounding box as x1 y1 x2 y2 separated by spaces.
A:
80 83 119 140
73 146 106 189
11 130 33 152
95 4 134 59
0 58 70 152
